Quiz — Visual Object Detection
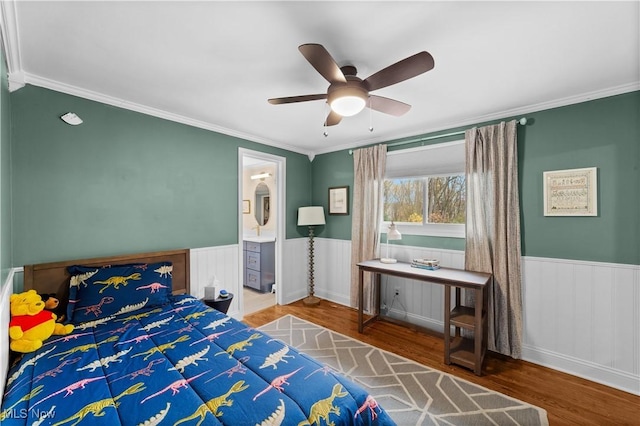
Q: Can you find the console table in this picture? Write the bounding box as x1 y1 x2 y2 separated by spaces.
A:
357 260 492 375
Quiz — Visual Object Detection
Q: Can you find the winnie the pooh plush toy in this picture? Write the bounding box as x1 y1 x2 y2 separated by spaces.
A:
9 289 74 353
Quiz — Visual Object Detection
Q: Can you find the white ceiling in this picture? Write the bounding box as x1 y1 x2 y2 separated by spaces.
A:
2 1 638 157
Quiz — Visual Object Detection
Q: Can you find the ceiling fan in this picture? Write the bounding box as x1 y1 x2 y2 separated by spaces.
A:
268 43 435 126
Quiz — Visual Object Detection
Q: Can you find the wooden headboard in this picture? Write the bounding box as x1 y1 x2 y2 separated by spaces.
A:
22 249 190 309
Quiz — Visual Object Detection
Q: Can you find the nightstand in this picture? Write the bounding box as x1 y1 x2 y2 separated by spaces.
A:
202 293 234 314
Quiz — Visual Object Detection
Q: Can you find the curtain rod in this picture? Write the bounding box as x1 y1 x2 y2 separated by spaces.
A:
348 117 528 155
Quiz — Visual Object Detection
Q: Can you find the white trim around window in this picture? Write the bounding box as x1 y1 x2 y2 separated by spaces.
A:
382 221 465 238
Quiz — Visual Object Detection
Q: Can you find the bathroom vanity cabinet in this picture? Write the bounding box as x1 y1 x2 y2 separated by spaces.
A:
243 240 275 293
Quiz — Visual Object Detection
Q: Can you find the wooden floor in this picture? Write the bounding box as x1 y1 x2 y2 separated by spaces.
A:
244 299 640 426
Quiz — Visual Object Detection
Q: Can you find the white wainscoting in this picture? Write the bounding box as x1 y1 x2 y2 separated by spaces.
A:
190 240 309 319
313 238 353 306
310 238 640 396
521 256 639 395
312 238 465 330
190 245 240 317
281 238 309 304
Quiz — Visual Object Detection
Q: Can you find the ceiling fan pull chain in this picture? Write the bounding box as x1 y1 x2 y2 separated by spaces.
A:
369 97 373 132
323 103 329 137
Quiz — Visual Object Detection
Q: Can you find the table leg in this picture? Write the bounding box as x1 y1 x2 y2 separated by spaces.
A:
374 272 381 316
474 287 483 375
454 287 461 339
358 267 364 333
444 284 451 365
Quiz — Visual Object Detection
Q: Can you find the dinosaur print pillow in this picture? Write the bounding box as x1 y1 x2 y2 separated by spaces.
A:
66 261 173 324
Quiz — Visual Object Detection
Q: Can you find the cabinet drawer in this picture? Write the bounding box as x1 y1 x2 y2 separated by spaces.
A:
246 252 261 270
245 242 261 253
245 269 261 290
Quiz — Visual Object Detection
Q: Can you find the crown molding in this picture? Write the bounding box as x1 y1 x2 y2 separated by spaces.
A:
15 71 640 160
311 81 640 156
20 73 639 160
0 0 25 91
22 72 311 157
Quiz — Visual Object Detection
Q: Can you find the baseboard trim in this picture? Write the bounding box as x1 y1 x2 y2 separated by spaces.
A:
315 289 350 307
522 344 639 396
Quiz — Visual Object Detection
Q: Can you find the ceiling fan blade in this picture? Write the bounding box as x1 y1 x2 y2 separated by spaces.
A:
364 51 435 91
298 44 347 84
325 110 342 126
367 95 411 116
268 93 327 105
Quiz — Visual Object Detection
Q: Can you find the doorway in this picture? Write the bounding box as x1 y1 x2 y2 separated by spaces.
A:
238 149 286 317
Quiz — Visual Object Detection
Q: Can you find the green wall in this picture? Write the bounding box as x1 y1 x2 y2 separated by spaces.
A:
11 85 311 265
519 92 639 264
7 84 639 267
311 91 639 265
1 49 12 282
310 150 353 239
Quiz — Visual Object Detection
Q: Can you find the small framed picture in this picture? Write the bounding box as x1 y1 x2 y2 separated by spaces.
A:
242 199 251 214
543 167 597 216
328 186 349 215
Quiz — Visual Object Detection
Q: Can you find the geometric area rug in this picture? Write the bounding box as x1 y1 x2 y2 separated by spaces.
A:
258 315 549 426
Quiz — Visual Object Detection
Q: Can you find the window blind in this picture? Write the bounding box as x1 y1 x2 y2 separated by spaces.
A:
385 140 465 178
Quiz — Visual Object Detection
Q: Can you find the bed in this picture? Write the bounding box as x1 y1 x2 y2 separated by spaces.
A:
1 249 394 425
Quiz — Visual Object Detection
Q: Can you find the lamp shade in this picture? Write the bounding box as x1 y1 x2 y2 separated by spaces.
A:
297 206 326 226
328 85 368 117
387 222 402 240
330 96 366 117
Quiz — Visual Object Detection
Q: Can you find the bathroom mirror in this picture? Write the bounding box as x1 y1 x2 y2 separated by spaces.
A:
254 182 270 226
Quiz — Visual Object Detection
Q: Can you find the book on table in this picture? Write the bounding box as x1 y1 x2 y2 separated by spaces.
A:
411 258 440 270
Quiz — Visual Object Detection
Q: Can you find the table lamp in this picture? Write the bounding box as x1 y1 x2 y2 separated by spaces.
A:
380 221 402 264
297 206 326 306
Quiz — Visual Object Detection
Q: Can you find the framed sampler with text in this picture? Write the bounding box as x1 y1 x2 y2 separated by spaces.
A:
543 167 597 216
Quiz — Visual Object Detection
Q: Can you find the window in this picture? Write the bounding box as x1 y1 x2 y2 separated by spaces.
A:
384 175 466 223
383 141 466 238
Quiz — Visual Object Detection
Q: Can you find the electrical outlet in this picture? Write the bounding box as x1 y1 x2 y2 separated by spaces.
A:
395 288 400 296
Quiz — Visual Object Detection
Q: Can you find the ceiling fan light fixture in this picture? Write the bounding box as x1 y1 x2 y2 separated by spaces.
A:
328 85 368 117
269 44 434 126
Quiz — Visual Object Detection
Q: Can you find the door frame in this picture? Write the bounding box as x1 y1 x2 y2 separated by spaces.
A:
237 148 286 317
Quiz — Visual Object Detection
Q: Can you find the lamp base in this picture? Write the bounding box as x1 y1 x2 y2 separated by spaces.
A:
302 295 321 306
380 258 397 264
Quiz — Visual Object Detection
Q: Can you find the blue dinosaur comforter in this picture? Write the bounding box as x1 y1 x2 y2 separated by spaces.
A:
1 295 395 425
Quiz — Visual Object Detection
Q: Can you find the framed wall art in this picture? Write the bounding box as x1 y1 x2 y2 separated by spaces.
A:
543 167 598 216
328 186 349 215
242 199 251 214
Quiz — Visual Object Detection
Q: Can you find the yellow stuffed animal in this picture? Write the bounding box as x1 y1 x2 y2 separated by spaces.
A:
9 289 74 353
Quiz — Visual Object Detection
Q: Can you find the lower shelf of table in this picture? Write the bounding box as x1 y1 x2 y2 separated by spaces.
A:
447 336 485 373
450 306 478 329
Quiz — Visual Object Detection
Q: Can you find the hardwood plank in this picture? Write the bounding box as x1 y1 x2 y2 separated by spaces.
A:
244 299 640 426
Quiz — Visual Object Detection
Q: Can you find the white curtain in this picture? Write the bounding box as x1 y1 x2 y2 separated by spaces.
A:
350 144 387 311
465 120 523 358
